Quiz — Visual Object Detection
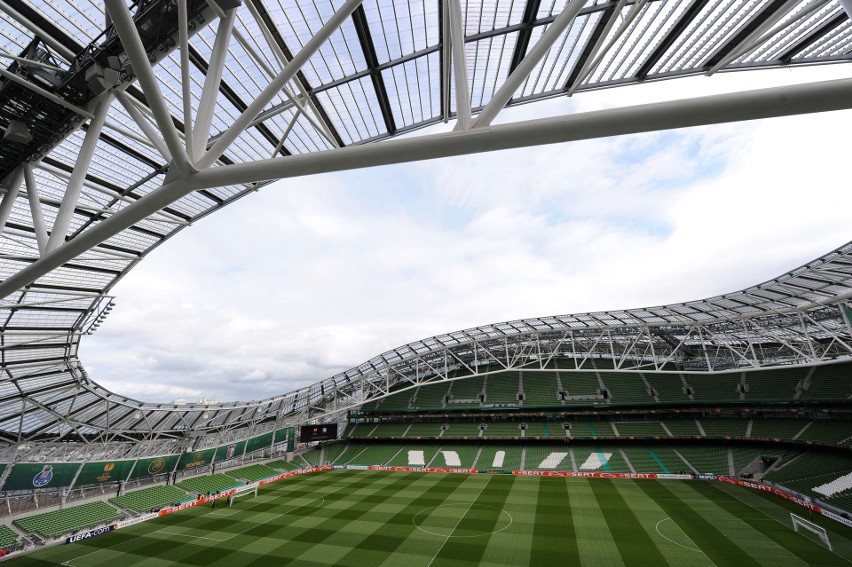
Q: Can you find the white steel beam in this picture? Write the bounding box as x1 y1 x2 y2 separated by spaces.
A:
0 77 850 298
0 167 23 234
472 0 587 128
448 0 472 131
0 0 76 61
105 0 192 178
44 92 114 254
115 91 172 161
192 8 236 161
707 0 828 75
196 0 364 169
178 0 195 161
567 0 638 95
23 164 48 255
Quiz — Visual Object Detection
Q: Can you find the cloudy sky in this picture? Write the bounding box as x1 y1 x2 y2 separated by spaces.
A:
79 63 852 404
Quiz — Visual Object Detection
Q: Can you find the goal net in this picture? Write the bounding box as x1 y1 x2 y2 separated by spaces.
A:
791 513 832 551
227 484 259 508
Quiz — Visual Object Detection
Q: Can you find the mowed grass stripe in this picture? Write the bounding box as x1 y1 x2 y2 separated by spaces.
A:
331 473 479 566
636 480 759 566
590 478 668 567
567 478 626 567
693 481 851 566
527 477 580 566
430 476 520 565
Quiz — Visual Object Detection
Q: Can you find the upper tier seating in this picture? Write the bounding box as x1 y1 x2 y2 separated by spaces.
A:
228 464 280 481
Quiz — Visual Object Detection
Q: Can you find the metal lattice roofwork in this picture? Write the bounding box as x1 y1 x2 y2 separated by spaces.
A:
0 0 851 444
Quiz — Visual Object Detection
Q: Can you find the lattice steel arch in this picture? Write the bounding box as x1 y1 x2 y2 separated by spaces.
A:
0 0 851 442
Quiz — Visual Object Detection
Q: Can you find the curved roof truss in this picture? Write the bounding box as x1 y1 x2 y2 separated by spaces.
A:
0 0 851 442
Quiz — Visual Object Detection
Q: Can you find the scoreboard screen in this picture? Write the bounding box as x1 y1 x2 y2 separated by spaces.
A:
300 423 338 442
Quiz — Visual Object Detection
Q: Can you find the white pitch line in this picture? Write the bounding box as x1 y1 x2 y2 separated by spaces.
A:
425 477 493 567
710 483 852 565
655 517 718 567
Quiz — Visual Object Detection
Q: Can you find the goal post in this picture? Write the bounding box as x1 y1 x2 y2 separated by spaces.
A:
227 484 259 508
791 513 832 551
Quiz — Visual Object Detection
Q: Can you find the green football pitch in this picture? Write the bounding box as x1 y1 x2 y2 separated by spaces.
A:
10 470 852 566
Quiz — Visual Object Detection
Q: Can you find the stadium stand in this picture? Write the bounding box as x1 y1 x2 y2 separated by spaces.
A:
478 445 523 470
598 373 654 404
662 419 702 437
0 525 17 550
410 382 451 410
685 373 742 402
176 473 241 495
560 371 604 402
110 485 191 512
525 445 572 471
13 502 118 539
443 422 482 438
744 368 806 401
799 419 852 445
266 460 301 471
613 421 669 438
431 445 480 468
643 373 688 403
366 423 412 438
343 443 405 466
800 364 852 400
404 423 444 437
387 445 443 467
698 418 749 439
676 446 729 474
484 372 521 405
227 464 280 481
521 372 562 407
482 422 522 438
447 376 485 408
749 418 809 441
649 446 693 474
620 446 665 472
300 447 322 466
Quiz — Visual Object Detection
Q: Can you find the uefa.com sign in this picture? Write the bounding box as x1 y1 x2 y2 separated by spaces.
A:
65 525 116 544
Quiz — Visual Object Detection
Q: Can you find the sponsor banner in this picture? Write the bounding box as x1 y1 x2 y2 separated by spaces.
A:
246 432 274 453
177 448 216 471
116 513 157 529
77 460 135 486
129 455 179 481
158 489 236 516
65 525 116 544
512 471 658 479
656 474 693 480
697 474 717 480
366 466 476 474
332 465 347 469
3 463 80 491
346 465 369 470
213 441 246 463
821 509 852 528
718 477 821 513
258 465 332 486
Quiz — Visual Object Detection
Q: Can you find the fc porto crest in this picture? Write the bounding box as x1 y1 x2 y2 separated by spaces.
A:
32 465 53 488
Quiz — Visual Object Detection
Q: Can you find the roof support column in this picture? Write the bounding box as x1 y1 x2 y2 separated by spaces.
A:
178 0 195 161
23 164 48 255
0 167 23 235
196 0 363 169
115 91 172 162
44 92 114 254
448 0 472 131
105 0 192 178
192 8 236 161
472 0 587 128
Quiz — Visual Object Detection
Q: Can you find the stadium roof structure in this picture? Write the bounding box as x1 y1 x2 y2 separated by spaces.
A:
0 0 851 447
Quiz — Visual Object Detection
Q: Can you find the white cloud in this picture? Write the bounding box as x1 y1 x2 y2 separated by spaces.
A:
80 64 852 403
